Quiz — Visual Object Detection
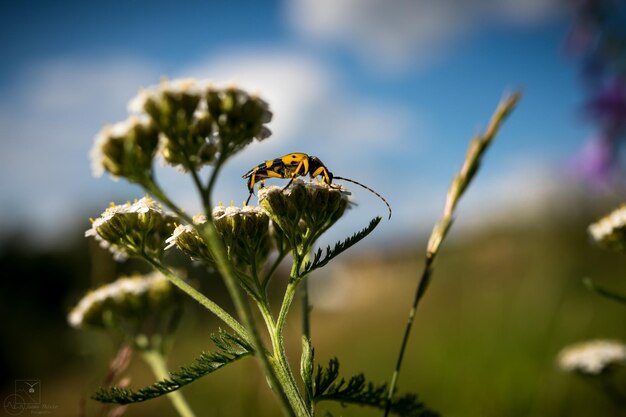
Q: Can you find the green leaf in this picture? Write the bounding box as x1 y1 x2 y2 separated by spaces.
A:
583 277 626 305
302 217 381 275
313 358 439 417
93 331 251 404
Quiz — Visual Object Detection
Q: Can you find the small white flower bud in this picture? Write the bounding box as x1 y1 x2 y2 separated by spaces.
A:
589 205 626 251
558 339 626 375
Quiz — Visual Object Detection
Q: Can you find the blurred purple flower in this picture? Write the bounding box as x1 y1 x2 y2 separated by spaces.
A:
569 134 616 188
567 0 626 188
585 80 626 132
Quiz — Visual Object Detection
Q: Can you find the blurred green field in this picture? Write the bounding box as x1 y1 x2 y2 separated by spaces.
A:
2 198 626 417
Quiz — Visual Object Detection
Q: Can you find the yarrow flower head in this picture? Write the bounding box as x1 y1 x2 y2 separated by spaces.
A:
68 271 181 335
128 78 204 117
124 79 272 171
213 204 272 271
588 204 626 251
165 214 213 262
259 180 350 254
90 116 159 182
86 196 177 261
206 85 272 156
166 206 272 272
558 339 626 375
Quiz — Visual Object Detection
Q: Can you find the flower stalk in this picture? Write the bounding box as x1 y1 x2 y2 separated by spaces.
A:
142 350 196 417
143 257 249 342
383 91 521 416
195 217 300 417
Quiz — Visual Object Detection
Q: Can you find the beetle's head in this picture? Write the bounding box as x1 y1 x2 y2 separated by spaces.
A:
310 156 333 184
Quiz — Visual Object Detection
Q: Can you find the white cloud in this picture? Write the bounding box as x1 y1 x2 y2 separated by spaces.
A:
185 51 331 146
179 50 422 211
0 57 161 241
286 0 564 71
1 48 569 252
183 50 415 155
0 50 423 244
0 49 574 253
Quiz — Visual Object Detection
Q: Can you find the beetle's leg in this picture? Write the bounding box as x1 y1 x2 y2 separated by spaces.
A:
245 172 258 205
282 177 295 191
299 158 310 177
282 159 307 191
311 166 333 186
323 168 332 185
247 172 257 193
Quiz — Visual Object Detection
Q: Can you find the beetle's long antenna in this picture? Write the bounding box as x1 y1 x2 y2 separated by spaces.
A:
334 176 392 219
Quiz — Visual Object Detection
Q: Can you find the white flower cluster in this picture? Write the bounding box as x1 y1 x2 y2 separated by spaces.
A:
165 224 195 251
92 78 272 178
213 204 267 219
127 78 207 114
164 207 268 252
589 205 626 245
68 271 169 328
558 339 626 375
257 179 351 202
85 196 169 260
90 116 152 178
165 214 206 251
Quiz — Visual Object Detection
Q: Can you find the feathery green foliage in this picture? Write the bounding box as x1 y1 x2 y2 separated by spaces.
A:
93 331 251 404
302 217 381 275
312 358 439 417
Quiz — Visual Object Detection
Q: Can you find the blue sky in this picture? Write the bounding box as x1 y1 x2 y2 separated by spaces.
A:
0 0 593 247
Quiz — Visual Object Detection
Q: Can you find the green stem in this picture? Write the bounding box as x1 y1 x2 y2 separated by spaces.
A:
301 276 310 344
145 162 303 416
277 259 301 334
297 248 312 407
270 327 309 417
257 295 304 411
258 296 277 334
298 248 313 412
142 350 196 417
198 224 295 415
263 252 287 290
144 257 249 343
190 168 209 209
261 256 311 417
144 179 194 225
177 135 210 209
273 289 309 416
205 232 300 415
200 161 300 417
383 257 434 417
300 274 312 411
300 250 312 343
205 158 224 205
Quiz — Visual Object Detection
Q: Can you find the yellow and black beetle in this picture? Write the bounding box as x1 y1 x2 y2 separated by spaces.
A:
242 152 392 219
